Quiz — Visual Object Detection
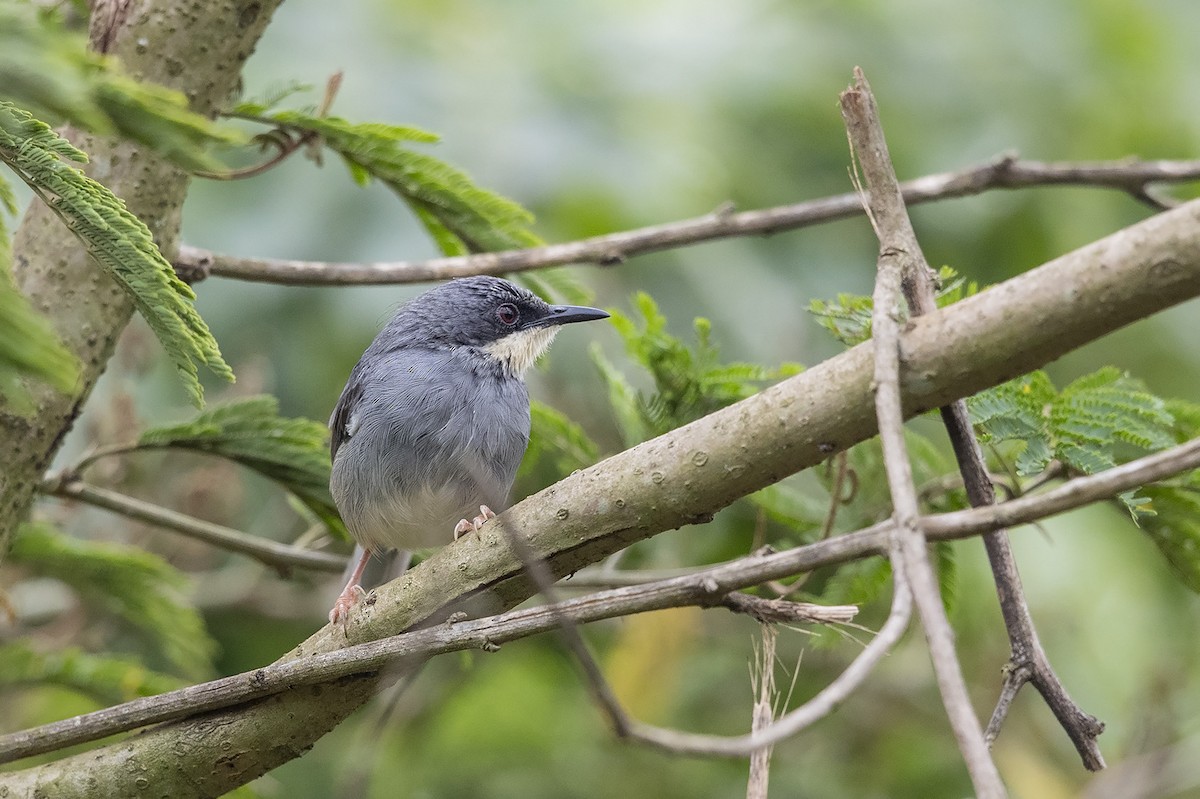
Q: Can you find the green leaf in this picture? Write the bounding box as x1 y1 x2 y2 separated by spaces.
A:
0 7 242 172
236 109 540 256
9 522 216 679
819 556 892 608
0 198 79 412
139 395 345 538
518 401 600 484
0 642 185 706
808 265 981 346
589 343 647 448
600 292 801 439
1138 480 1200 592
0 102 234 407
516 268 594 306
748 482 826 539
970 368 1178 515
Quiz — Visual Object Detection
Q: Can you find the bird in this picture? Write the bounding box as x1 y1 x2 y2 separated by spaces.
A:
326 275 609 626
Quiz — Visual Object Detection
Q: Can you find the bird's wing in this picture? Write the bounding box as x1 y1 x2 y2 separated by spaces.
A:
328 369 364 461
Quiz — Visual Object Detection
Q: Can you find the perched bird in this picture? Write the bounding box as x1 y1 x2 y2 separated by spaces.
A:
327 276 609 625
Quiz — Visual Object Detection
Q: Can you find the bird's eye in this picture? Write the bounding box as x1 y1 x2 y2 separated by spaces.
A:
496 303 519 326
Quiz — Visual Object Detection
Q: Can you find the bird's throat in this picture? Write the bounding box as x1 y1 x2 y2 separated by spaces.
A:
482 327 561 376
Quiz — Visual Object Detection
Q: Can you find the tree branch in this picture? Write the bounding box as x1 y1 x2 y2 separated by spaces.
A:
842 68 1005 797
42 479 347 575
7 202 1200 795
175 155 1200 285
0 0 285 562
4 434 1198 768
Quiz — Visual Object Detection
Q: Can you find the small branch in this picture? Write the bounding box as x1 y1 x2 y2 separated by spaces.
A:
746 625 778 799
43 480 347 576
719 593 858 626
843 68 1006 797
191 72 344 182
175 155 1200 285
4 436 1198 765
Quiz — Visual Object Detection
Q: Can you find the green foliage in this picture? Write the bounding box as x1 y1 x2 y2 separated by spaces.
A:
0 182 79 412
518 401 601 484
591 292 802 445
516 268 594 307
968 367 1175 488
0 5 241 172
9 522 216 679
139 395 345 538
0 103 233 407
808 266 979 346
1133 399 1200 591
0 642 185 706
228 105 541 256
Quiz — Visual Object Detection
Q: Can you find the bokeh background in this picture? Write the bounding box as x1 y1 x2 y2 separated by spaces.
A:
9 1 1200 797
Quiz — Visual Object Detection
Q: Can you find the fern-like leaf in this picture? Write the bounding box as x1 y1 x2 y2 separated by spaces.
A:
518 401 601 484
601 292 800 439
969 368 1177 514
234 109 541 256
0 642 185 706
0 103 233 407
809 266 980 346
0 183 79 411
139 395 345 537
0 7 242 172
9 523 216 679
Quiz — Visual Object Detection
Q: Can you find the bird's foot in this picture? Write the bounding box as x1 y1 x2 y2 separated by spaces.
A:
453 505 497 540
329 584 366 628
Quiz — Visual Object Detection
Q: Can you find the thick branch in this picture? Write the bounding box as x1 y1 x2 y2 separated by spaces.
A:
6 202 1200 796
0 1 285 559
176 155 1200 285
843 70 1005 796
9 433 1198 764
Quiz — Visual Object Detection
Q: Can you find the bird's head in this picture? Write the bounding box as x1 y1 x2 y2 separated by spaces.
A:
389 276 609 375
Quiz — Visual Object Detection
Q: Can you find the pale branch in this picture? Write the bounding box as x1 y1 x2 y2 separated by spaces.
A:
600 552 914 758
852 80 1107 776
4 435 1197 766
9 207 1200 796
174 155 1200 286
843 69 1005 797
42 479 347 575
746 625 778 799
0 0 285 565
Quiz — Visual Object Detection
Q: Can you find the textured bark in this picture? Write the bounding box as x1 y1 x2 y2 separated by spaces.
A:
4 198 1198 798
0 1 284 557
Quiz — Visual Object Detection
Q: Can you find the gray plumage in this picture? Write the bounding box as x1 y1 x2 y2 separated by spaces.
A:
326 277 607 622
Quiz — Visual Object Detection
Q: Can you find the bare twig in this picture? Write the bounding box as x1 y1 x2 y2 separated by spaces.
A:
191 72 344 182
747 625 778 799
843 68 1006 797
175 156 1200 285
42 479 347 575
720 593 858 626
3 435 1197 765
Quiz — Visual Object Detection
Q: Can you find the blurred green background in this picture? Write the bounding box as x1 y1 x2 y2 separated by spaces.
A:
8 1 1200 797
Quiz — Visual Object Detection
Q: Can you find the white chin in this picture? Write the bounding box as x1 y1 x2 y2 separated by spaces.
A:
483 327 560 375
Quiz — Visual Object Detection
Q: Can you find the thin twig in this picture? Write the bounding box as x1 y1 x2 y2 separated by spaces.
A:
843 67 1006 797
43 479 347 575
175 155 1200 285
191 72 343 181
3 437 1198 764
746 624 778 799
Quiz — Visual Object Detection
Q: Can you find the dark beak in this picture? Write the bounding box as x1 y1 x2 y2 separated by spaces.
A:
531 304 610 328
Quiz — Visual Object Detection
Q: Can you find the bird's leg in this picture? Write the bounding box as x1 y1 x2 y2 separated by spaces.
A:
453 505 497 540
329 547 373 627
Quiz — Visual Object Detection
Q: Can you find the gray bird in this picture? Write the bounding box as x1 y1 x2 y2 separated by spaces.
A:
327 276 608 625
